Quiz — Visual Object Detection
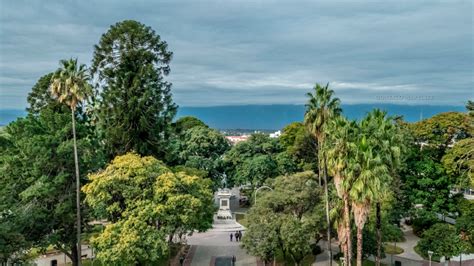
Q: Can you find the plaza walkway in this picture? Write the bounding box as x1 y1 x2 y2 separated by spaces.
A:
187 230 257 266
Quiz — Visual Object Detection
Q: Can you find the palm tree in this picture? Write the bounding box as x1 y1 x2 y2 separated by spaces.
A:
50 58 92 266
349 133 389 266
360 110 402 266
326 117 357 266
348 109 405 266
304 83 341 265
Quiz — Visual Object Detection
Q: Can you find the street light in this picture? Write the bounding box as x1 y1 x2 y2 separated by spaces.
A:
428 251 434 266
254 186 273 205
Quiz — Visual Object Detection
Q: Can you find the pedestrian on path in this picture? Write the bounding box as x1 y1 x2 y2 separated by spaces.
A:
230 233 233 242
179 255 185 266
232 255 236 266
234 232 239 242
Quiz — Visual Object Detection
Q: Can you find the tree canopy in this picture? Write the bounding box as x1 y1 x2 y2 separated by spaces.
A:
442 138 474 187
83 152 214 264
409 112 473 146
0 108 103 263
242 171 325 265
92 20 177 159
417 223 467 259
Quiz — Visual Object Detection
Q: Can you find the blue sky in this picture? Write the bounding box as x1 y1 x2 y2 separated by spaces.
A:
0 0 472 109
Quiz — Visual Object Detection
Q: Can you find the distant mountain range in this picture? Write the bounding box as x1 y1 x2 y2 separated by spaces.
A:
1 104 466 130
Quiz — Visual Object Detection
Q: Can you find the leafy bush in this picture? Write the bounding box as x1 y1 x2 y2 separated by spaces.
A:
412 210 439 236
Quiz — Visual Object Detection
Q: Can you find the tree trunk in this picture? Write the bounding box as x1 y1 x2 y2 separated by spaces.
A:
70 243 79 266
356 226 363 266
72 109 82 266
323 155 332 266
344 194 352 266
375 202 382 266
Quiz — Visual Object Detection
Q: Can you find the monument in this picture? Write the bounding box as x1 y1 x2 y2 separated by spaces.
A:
211 174 246 231
216 188 233 219
216 173 233 219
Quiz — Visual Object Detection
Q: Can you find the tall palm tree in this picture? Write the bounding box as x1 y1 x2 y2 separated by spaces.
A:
348 109 405 266
360 110 402 266
50 58 92 266
349 133 389 266
304 83 341 265
326 117 357 266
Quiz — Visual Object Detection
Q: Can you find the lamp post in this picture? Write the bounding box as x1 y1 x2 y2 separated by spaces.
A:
391 248 393 266
428 251 434 266
391 241 398 266
254 186 273 205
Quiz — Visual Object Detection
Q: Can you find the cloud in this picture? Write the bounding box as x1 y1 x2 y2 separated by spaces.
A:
0 0 472 109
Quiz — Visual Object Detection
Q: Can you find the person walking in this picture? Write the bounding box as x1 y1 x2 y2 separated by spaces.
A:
234 232 239 242
232 255 236 266
230 232 233 242
179 255 185 266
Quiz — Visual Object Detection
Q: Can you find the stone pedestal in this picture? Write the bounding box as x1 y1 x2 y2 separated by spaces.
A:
216 188 233 219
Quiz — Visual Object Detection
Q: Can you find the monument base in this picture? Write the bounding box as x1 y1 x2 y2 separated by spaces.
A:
216 209 233 220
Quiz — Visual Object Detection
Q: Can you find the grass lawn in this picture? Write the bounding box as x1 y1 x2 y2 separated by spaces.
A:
235 212 248 227
384 243 404 254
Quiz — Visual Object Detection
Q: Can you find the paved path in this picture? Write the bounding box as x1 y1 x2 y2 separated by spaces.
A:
187 230 257 266
396 225 423 260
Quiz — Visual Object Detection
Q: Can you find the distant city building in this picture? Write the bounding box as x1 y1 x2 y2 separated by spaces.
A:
225 135 249 145
269 130 281 138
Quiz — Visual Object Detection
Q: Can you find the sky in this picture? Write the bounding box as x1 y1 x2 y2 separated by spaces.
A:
0 0 472 109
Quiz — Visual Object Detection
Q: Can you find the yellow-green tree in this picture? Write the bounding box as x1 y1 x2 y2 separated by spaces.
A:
83 153 214 264
442 138 474 187
50 58 92 265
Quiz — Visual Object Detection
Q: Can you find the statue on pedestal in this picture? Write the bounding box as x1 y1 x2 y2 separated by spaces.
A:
216 173 233 219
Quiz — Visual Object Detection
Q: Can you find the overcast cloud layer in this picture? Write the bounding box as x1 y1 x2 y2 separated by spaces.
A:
0 0 472 108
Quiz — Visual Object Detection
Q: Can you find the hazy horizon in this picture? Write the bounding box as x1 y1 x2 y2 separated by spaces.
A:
1 103 466 129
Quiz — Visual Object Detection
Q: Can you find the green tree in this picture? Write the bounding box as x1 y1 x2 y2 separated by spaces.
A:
359 110 403 266
242 171 325 266
50 58 93 265
402 155 459 214
241 208 279 265
224 133 282 186
442 138 474 187
177 126 230 184
83 153 214 264
173 116 208 135
417 223 466 260
0 109 102 265
304 83 341 263
236 155 278 187
280 122 318 171
275 151 299 175
26 73 57 114
409 112 473 147
326 116 357 265
456 199 474 249
91 20 177 159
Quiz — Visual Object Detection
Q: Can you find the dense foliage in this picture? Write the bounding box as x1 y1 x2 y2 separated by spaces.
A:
92 20 177 159
0 109 103 263
242 172 325 265
83 153 214 264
